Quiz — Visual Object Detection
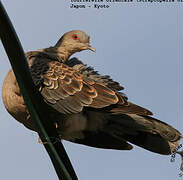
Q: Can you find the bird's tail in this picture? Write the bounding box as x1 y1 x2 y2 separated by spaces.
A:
103 113 182 155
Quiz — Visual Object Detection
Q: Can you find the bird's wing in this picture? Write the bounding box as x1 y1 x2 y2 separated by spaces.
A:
30 56 120 114
30 56 152 115
29 55 153 115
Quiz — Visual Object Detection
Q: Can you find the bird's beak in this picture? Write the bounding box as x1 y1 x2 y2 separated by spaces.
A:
86 43 96 52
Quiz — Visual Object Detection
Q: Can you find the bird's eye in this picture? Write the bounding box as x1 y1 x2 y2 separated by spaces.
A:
72 34 79 40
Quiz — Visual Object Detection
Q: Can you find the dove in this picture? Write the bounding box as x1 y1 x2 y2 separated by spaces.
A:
2 30 182 155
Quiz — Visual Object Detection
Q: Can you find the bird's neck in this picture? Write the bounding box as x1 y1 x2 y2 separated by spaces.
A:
36 46 74 62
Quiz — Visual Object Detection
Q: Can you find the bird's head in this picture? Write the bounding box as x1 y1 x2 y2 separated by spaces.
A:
55 30 96 54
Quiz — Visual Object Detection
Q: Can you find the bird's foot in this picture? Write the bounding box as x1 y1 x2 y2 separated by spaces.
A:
38 136 61 144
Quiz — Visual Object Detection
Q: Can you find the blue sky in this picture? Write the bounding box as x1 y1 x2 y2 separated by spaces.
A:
0 1 183 180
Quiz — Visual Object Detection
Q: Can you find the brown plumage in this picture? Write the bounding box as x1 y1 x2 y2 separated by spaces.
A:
2 30 182 155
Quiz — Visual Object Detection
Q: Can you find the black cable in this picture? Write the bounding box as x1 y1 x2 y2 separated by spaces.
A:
0 1 78 179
